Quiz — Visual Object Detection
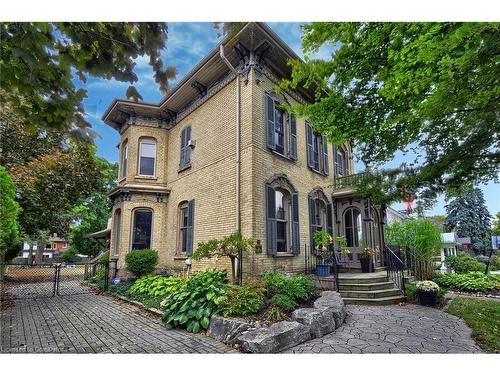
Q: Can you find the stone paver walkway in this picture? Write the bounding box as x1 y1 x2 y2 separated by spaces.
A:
0 293 235 353
285 305 482 353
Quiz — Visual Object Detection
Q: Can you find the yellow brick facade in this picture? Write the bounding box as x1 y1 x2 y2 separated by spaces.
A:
108 67 357 278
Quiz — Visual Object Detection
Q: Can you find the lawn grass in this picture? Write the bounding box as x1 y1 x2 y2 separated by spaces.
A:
446 296 500 353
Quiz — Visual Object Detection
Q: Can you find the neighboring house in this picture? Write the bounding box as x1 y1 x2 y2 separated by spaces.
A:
101 22 386 277
386 207 408 223
19 233 69 260
457 236 472 254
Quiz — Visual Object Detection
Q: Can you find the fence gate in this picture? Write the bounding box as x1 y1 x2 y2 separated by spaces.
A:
0 262 109 302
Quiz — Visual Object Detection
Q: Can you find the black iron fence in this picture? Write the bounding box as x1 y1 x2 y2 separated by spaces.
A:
0 261 109 301
388 246 434 281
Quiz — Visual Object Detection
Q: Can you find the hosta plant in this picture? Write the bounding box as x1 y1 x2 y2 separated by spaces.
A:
162 269 228 333
130 275 185 299
416 280 440 293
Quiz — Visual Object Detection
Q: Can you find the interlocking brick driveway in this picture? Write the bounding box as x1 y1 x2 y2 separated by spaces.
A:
285 304 482 353
0 292 235 354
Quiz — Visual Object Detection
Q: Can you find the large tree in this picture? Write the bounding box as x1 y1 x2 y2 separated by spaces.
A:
445 187 492 254
491 212 500 236
0 166 21 263
281 22 500 209
0 90 106 264
0 22 177 135
68 160 117 257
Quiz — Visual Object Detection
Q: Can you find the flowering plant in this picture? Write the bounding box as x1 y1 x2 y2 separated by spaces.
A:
416 280 440 293
360 247 374 258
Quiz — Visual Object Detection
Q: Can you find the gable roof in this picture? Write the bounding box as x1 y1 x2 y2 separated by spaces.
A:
102 22 314 131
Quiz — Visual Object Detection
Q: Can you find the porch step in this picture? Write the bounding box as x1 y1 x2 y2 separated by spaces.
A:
342 295 406 305
338 275 388 284
340 288 402 299
338 281 395 291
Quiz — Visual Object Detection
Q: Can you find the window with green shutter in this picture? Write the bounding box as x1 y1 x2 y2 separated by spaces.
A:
265 93 297 161
306 121 329 176
266 177 299 256
180 126 192 169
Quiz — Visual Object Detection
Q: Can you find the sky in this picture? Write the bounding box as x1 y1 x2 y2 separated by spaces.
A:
76 22 499 218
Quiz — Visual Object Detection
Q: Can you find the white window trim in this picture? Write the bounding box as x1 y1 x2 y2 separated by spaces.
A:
138 139 157 177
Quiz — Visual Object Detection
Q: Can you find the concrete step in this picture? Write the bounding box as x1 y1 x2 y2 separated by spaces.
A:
342 295 406 305
337 275 388 284
340 288 402 299
338 281 395 291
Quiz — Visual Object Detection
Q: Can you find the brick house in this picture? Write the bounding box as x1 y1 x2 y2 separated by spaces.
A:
102 22 387 278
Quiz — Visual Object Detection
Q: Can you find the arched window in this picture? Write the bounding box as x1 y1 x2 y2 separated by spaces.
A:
275 189 291 253
132 208 153 250
308 189 333 248
265 175 300 255
138 138 156 176
113 209 121 255
344 207 362 247
121 140 128 178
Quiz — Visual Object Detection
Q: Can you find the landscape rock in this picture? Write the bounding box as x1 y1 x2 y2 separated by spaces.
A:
237 321 311 353
292 308 336 338
207 315 254 345
313 291 347 328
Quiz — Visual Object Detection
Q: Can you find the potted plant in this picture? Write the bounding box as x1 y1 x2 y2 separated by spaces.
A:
359 247 374 273
416 280 440 307
313 230 333 277
334 235 351 271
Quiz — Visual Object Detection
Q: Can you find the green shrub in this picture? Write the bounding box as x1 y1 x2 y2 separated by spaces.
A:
405 282 418 300
98 252 110 265
125 249 159 278
162 269 228 333
109 280 134 297
59 249 79 263
130 275 185 299
445 253 485 273
263 306 289 323
217 283 264 317
489 255 500 271
261 272 316 302
434 272 500 292
271 293 297 311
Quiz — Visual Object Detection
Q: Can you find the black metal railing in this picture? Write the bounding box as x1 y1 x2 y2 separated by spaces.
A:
397 246 434 281
304 244 340 292
333 172 366 190
384 245 405 294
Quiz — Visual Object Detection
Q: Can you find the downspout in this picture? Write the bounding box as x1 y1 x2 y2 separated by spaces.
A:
219 45 241 233
220 45 242 283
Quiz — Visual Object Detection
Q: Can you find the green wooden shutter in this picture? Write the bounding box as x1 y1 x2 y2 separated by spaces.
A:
326 202 333 235
322 136 329 175
306 122 314 168
186 199 195 256
265 94 275 150
333 144 339 176
266 184 277 255
291 192 300 255
289 113 297 160
180 128 186 167
308 196 316 249
185 126 192 165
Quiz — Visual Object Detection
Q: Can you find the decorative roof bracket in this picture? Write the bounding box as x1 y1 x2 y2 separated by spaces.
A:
191 80 207 98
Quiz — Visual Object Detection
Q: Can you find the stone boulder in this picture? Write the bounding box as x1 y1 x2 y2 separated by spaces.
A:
207 315 254 345
313 291 347 328
237 321 311 353
292 308 336 338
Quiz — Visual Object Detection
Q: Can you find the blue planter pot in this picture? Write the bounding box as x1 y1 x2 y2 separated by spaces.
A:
316 264 331 277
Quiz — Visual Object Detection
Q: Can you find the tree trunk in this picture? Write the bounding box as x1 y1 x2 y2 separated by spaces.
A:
35 239 47 265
